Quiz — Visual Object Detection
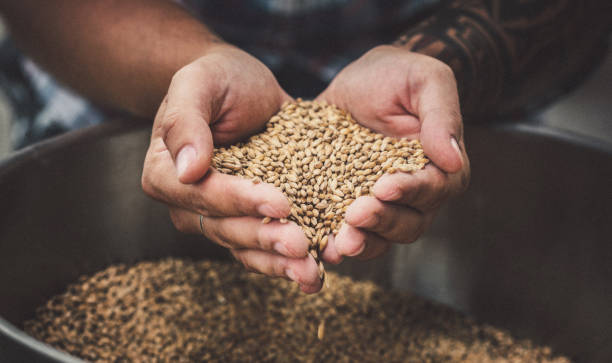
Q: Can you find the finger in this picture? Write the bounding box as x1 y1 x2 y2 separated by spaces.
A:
344 196 426 243
204 215 309 258
198 170 291 217
355 238 391 261
153 64 223 184
334 223 391 260
209 89 294 146
231 249 322 293
321 234 343 265
416 63 466 174
372 164 451 212
142 151 290 217
169 209 310 257
334 223 366 257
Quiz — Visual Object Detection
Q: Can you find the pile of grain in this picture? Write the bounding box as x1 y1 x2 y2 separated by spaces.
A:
212 100 428 280
24 258 570 362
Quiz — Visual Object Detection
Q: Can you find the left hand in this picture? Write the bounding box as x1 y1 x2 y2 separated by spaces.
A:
141 45 323 293
316 45 470 263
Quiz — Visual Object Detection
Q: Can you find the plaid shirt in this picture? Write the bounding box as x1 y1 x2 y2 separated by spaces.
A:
185 0 438 83
1 0 438 148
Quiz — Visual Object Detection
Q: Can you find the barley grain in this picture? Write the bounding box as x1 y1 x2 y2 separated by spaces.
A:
211 101 429 284
24 258 568 362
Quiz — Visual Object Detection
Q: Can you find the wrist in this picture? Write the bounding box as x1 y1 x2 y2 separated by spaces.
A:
199 41 236 58
392 13 504 121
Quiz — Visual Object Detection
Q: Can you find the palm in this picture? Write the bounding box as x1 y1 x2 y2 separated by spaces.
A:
317 51 427 140
314 45 469 263
143 46 321 293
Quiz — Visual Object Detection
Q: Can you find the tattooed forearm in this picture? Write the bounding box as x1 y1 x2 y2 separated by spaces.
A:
395 0 610 120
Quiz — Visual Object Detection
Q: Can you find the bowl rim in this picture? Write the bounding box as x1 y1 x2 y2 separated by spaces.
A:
0 118 610 361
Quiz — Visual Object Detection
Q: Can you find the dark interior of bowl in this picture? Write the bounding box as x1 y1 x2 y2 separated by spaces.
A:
1 121 611 362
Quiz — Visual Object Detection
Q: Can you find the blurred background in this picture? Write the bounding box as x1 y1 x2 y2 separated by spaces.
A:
0 20 9 158
0 10 610 361
0 20 610 159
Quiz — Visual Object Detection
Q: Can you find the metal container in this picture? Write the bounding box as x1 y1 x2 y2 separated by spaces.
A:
1 121 611 362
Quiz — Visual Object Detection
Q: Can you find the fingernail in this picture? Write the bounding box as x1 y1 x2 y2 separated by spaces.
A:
451 137 463 163
374 178 402 201
176 145 196 178
324 234 344 265
273 242 290 256
348 242 366 257
285 268 297 282
357 213 379 228
382 187 401 201
337 224 365 257
257 203 282 217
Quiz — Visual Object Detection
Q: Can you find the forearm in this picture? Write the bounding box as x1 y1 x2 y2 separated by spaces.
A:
395 0 610 120
0 0 222 117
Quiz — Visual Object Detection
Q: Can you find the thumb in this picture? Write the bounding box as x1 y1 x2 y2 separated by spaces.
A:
156 68 219 184
416 66 465 174
419 107 464 174
161 106 214 184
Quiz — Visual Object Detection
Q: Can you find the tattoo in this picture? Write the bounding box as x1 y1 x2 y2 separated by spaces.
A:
395 0 610 119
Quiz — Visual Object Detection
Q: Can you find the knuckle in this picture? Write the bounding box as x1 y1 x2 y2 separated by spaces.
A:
404 233 420 244
275 225 295 246
209 225 232 249
160 109 182 143
140 152 167 201
449 107 463 125
229 249 240 261
412 222 427 242
140 167 154 197
431 171 450 198
153 95 169 124
325 252 343 265
169 209 188 233
387 222 407 241
399 222 425 244
415 170 448 211
352 229 367 248
256 223 276 250
232 251 256 273
377 208 396 233
140 150 158 197
171 65 192 85
457 117 465 135
412 56 453 80
396 221 422 244
459 164 471 194
438 62 454 77
228 188 252 216
230 250 250 270
272 258 288 277
459 172 470 194
356 249 375 261
240 258 256 273
356 242 387 261
431 59 455 80
299 267 319 286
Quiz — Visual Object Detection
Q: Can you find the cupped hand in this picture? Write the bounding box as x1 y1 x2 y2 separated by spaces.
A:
316 45 470 263
141 44 322 293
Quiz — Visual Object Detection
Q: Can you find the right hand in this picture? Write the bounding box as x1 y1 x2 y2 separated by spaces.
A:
141 44 322 293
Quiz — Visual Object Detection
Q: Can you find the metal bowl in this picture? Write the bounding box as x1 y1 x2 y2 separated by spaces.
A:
1 121 611 362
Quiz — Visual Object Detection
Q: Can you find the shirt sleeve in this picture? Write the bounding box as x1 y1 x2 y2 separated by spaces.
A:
394 0 611 121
